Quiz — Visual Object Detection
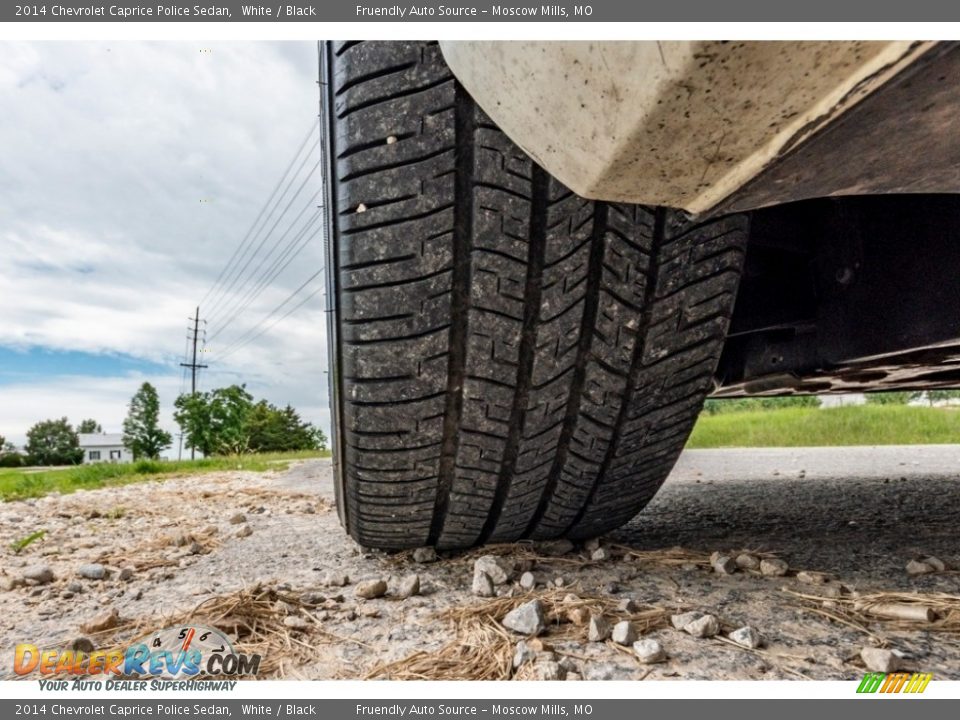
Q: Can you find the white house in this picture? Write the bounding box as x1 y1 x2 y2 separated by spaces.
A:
78 433 133 464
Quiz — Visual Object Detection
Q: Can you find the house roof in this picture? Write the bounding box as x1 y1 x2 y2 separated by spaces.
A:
78 433 125 448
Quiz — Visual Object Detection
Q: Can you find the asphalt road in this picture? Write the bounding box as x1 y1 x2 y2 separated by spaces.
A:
623 445 960 586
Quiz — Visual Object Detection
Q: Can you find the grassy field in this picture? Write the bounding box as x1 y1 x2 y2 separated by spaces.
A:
688 405 960 448
0 449 331 502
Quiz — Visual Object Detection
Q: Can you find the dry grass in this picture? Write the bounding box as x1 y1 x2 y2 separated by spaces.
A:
785 588 960 640
365 588 671 680
98 528 223 572
71 583 360 679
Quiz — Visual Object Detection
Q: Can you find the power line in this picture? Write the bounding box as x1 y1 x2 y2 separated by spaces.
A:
200 122 318 315
206 206 323 345
204 150 321 323
179 307 208 460
218 284 325 363
216 270 324 359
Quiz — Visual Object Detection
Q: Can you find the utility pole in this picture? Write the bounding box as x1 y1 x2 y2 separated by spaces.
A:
179 306 208 459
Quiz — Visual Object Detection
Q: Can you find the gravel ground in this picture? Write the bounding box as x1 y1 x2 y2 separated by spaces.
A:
2 446 959 681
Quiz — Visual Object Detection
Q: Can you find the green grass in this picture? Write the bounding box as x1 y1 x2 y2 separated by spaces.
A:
687 405 960 448
0 449 330 502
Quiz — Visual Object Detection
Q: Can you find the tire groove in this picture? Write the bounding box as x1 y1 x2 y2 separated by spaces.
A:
429 83 474 546
562 206 667 535
480 164 549 544
523 201 608 537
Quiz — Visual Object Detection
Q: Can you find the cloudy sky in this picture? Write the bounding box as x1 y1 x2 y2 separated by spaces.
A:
0 42 328 451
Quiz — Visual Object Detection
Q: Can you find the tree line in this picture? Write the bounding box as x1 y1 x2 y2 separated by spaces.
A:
0 382 327 467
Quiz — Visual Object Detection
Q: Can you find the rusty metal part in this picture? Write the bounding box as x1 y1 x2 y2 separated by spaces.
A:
716 42 960 214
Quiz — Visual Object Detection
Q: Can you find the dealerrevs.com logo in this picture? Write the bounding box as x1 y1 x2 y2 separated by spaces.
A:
14 625 260 682
857 672 933 694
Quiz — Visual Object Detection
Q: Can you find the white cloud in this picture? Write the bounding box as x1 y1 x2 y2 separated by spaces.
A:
0 41 329 442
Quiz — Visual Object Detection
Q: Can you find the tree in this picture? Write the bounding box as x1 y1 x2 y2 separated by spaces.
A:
311 426 328 452
77 419 103 434
208 385 254 454
25 418 83 465
245 401 325 452
174 392 215 457
175 384 253 456
925 389 960 406
0 437 24 467
122 382 172 460
865 391 916 405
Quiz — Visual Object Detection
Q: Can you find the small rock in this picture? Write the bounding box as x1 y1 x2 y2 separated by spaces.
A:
632 638 666 664
359 606 380 618
235 525 253 538
188 542 203 555
670 611 701 630
412 547 438 563
474 555 514 585
590 548 610 561
619 598 638 614
566 607 590 626
519 571 536 591
228 513 246 525
611 621 636 646
760 558 789 577
118 568 134 582
536 539 575 557
78 563 107 581
861 647 901 673
906 559 934 576
322 572 350 587
354 579 388 600
355 203 367 214
729 626 763 649
71 637 95 653
588 615 611 642
23 565 54 585
81 608 120 633
602 581 620 594
735 553 761 570
67 581 83 593
923 556 946 572
502 600 546 636
472 570 495 598
1 575 25 591
513 640 537 668
712 555 737 575
300 591 326 606
684 614 720 638
797 571 827 585
553 577 566 588
386 135 398 145
396 574 420 599
283 616 310 631
527 638 553 653
583 538 602 552
529 660 565 681
60 591 75 599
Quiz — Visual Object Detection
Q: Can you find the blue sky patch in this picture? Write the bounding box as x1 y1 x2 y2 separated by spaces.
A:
0 346 168 384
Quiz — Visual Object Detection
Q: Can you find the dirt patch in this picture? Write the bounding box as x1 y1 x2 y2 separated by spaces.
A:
2 451 959 681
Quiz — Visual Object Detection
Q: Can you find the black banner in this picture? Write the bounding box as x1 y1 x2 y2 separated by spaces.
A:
6 0 960 22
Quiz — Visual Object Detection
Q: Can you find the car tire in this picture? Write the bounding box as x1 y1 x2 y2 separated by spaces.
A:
322 40 749 550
